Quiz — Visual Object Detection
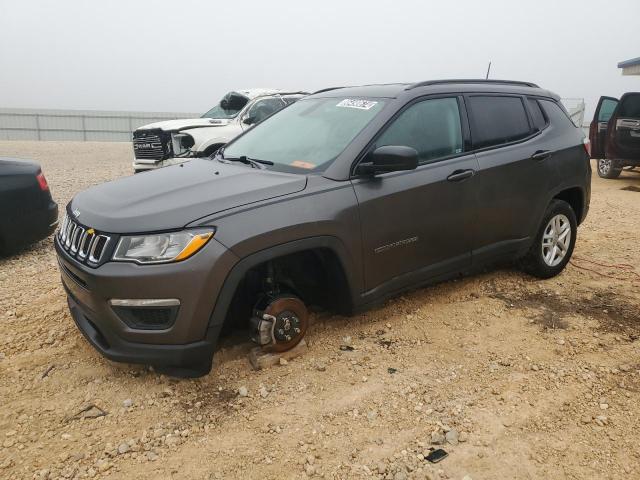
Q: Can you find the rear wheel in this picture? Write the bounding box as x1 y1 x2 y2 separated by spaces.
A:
597 159 622 179
520 200 577 279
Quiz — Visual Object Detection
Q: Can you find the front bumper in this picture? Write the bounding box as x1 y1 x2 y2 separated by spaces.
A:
55 234 238 372
132 157 191 172
66 292 216 370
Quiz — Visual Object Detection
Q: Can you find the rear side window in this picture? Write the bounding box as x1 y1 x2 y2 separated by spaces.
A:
527 98 547 131
468 96 531 149
539 100 578 129
376 97 463 164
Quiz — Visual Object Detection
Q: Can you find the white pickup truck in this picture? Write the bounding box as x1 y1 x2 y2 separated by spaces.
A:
132 89 307 172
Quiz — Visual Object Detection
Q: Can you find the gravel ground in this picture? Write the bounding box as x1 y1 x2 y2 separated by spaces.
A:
1 141 640 480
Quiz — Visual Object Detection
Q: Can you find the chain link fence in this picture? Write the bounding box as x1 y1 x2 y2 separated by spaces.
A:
0 108 199 142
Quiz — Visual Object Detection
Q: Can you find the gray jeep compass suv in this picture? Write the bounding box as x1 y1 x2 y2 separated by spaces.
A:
55 79 591 377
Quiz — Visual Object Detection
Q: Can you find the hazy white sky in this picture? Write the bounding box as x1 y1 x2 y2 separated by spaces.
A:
0 0 638 120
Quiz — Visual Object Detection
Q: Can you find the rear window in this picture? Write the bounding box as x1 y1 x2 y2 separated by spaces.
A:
468 96 531 149
619 94 640 119
539 100 577 129
527 98 547 131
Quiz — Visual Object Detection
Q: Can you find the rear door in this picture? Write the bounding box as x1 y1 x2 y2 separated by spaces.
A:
589 96 618 158
466 94 549 262
607 92 640 161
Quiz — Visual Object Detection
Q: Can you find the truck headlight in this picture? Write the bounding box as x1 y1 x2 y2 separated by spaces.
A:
113 229 214 264
171 133 195 157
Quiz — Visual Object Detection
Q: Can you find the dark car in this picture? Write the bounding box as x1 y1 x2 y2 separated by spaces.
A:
589 92 640 178
55 79 590 377
0 158 58 254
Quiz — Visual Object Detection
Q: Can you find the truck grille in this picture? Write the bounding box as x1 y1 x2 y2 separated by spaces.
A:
132 129 170 161
58 215 111 266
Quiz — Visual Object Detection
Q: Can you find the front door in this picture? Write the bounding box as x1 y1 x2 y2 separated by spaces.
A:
352 96 478 294
589 96 618 158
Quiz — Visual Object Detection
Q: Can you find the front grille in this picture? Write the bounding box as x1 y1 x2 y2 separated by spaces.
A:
58 214 111 266
132 129 170 161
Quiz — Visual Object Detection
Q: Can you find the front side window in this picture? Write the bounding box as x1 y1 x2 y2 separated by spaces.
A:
245 98 286 123
223 97 387 173
282 95 304 106
468 96 531 149
375 97 463 164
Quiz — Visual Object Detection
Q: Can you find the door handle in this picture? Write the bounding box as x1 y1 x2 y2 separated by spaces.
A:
531 150 552 161
447 169 475 182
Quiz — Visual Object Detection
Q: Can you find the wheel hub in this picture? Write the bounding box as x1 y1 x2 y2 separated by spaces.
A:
273 310 303 343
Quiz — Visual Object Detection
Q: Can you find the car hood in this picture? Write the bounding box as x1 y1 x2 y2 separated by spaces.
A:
137 118 233 132
70 159 307 233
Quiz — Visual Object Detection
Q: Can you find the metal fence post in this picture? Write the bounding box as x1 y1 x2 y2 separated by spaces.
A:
35 114 41 141
81 115 87 141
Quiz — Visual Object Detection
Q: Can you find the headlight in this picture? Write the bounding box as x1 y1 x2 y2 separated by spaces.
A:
113 229 214 264
171 133 195 157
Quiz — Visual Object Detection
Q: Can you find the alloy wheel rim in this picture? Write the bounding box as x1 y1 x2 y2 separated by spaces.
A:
598 159 611 176
541 214 571 267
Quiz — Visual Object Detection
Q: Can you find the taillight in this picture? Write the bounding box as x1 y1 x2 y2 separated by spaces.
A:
582 138 591 157
36 171 49 191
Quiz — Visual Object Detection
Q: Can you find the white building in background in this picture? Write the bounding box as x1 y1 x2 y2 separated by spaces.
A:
618 57 640 76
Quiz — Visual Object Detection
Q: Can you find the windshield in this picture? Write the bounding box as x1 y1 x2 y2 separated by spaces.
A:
619 94 640 119
201 92 250 119
223 97 386 172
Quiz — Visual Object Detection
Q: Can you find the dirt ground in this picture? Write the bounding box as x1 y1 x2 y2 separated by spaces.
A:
1 141 639 480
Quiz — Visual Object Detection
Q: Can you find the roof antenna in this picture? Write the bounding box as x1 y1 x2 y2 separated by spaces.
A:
485 61 492 80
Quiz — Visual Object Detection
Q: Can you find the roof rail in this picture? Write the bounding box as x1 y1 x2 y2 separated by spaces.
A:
312 86 346 94
406 79 539 90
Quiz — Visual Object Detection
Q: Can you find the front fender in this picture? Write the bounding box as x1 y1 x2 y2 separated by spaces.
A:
206 236 360 330
187 125 242 154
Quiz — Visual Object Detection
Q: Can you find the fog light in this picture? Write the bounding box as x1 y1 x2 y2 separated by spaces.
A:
109 299 180 330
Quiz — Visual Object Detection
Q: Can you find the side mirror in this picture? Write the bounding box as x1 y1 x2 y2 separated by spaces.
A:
356 145 418 175
243 116 257 125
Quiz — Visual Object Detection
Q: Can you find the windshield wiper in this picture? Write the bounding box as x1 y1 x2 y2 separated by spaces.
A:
222 154 273 168
244 156 274 166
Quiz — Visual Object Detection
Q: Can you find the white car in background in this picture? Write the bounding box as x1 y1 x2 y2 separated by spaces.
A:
132 89 307 172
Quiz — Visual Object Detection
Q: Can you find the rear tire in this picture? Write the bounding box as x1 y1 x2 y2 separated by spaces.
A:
597 159 622 179
520 199 577 279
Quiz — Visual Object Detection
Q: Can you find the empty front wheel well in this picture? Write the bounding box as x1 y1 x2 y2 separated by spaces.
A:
222 248 352 331
553 187 584 224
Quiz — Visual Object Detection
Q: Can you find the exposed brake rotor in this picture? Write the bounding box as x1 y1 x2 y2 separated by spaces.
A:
250 296 309 352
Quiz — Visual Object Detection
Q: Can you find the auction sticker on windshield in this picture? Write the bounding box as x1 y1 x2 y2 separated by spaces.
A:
291 160 317 169
336 99 378 110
